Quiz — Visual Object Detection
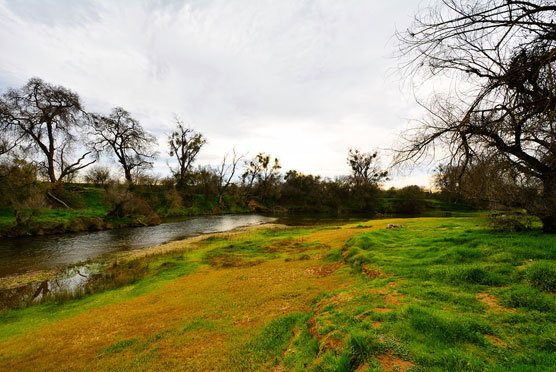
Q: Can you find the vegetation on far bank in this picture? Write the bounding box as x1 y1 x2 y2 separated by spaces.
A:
1 216 555 371
0 177 478 237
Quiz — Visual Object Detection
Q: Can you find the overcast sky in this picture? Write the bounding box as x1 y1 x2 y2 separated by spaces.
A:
0 0 433 187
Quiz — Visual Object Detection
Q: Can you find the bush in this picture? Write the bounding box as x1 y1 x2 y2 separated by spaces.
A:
394 185 426 215
527 262 556 292
487 214 536 232
104 184 158 221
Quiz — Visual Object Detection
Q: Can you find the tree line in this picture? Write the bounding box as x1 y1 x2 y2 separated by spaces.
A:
2 78 434 224
4 0 554 233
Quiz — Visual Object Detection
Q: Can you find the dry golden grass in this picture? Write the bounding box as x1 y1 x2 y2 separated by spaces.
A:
0 222 366 371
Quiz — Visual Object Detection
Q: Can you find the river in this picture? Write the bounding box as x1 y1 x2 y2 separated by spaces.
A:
0 214 275 277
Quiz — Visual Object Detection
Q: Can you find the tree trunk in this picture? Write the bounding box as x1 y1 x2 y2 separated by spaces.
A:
47 157 57 183
541 178 556 234
542 216 556 234
124 168 133 185
218 193 225 208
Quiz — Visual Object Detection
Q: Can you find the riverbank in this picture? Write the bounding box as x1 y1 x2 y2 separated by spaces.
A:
1 216 555 371
0 221 284 292
0 184 478 238
0 206 252 238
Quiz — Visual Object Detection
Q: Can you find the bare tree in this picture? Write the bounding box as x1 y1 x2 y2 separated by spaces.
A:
347 148 388 186
216 148 244 206
397 0 556 233
0 78 96 183
90 107 157 185
168 119 206 188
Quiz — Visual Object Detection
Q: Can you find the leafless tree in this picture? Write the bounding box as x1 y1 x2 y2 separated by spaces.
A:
396 0 556 232
216 148 244 206
90 107 157 185
0 78 96 183
347 148 388 186
168 119 206 188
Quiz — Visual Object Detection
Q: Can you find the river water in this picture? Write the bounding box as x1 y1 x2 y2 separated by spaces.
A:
0 214 275 278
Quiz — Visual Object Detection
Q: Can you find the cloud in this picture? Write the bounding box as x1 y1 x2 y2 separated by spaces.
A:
0 0 430 187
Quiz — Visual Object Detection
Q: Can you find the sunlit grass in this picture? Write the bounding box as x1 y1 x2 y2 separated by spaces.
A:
0 217 555 371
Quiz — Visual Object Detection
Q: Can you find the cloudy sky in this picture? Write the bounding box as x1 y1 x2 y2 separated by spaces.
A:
0 0 432 187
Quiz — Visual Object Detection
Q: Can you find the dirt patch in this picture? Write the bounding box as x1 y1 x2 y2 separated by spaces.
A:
321 331 344 352
485 334 507 347
307 317 320 340
372 321 383 328
365 287 389 295
365 287 403 306
305 225 376 249
354 362 370 372
315 291 353 312
478 292 514 312
376 352 414 372
304 264 342 278
361 264 384 279
385 292 404 306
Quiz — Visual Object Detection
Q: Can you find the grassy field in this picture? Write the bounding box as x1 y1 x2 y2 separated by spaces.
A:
1 217 555 371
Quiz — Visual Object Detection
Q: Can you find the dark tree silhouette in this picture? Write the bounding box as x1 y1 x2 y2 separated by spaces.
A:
0 78 95 182
397 0 556 232
242 152 281 199
90 107 157 185
168 119 206 188
347 148 388 186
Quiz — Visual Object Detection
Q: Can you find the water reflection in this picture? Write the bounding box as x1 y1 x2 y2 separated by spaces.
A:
0 214 274 277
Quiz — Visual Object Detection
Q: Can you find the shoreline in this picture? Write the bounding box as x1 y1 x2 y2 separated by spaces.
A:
0 221 287 291
0 209 254 239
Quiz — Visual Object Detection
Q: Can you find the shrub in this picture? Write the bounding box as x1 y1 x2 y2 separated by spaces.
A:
394 185 426 215
104 184 158 221
487 214 536 232
527 262 556 292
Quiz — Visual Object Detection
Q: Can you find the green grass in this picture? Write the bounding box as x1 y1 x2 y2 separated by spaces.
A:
306 217 556 371
1 217 555 371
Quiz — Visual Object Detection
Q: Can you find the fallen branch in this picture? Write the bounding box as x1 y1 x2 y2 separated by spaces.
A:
47 192 70 209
